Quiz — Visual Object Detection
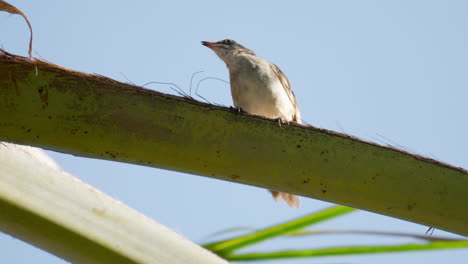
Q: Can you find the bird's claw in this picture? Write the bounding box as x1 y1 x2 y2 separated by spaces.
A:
276 117 289 127
230 106 245 113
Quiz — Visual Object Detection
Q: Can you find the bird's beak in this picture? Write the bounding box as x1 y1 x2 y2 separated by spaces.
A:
201 41 218 49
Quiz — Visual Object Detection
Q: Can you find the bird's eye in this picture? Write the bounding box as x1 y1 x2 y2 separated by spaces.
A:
222 39 232 45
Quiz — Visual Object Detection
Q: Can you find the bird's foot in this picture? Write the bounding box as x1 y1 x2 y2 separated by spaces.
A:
276 117 289 127
230 106 245 113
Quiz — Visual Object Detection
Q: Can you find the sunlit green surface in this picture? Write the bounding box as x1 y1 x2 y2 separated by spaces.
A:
1 54 467 237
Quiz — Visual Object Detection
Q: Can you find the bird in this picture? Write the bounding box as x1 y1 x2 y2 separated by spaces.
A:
201 39 301 208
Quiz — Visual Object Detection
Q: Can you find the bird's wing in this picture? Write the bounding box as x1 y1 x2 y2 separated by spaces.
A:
271 64 302 123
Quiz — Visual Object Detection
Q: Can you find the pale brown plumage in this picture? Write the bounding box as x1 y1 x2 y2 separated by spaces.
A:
270 63 301 124
202 39 301 208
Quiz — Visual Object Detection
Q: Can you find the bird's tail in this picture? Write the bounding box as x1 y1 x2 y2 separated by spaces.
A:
269 190 300 208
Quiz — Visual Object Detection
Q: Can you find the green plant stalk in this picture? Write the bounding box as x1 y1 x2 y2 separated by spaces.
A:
0 143 227 264
287 229 461 242
0 54 467 235
204 206 355 254
224 241 468 261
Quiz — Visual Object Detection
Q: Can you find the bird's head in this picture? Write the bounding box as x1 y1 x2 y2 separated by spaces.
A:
202 39 255 64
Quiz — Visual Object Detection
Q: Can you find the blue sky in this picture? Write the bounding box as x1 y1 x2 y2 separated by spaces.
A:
1 0 467 263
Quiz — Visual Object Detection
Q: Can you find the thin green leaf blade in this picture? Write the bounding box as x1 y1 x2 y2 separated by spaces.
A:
225 241 468 261
204 205 355 255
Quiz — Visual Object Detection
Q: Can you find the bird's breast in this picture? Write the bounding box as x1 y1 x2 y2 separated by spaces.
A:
229 67 296 120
